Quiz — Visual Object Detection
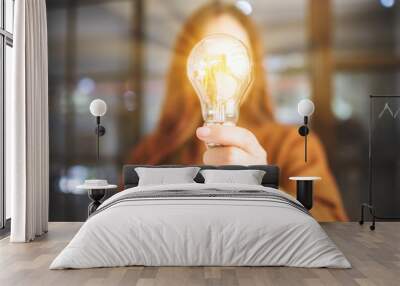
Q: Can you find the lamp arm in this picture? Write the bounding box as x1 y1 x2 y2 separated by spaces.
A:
297 116 309 162
305 130 307 162
304 116 308 162
96 116 100 162
94 116 106 163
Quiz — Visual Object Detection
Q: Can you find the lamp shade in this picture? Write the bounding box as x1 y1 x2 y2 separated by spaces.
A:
298 99 315 117
89 99 107 117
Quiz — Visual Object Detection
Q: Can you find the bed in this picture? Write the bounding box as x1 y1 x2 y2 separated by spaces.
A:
50 165 350 269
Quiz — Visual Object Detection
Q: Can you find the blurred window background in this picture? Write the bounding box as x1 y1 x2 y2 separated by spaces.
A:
47 0 400 221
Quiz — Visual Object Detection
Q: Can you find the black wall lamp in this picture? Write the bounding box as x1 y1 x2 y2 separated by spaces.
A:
297 99 315 162
89 99 107 162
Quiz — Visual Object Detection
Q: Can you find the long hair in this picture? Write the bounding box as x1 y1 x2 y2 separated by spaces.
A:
130 3 274 164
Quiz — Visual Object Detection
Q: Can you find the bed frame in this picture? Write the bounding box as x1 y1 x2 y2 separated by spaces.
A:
122 165 280 190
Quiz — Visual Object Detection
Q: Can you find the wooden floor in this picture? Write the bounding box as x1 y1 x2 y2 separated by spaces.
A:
0 222 399 286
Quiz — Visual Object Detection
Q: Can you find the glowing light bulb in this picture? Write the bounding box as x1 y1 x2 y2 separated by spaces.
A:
187 34 253 127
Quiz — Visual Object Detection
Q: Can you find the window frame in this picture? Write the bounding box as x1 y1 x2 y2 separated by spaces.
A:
0 0 14 231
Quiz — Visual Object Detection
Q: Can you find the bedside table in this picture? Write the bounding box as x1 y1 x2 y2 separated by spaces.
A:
289 177 321 210
77 182 117 217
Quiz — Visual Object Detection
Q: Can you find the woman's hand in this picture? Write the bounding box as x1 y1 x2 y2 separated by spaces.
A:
196 125 267 165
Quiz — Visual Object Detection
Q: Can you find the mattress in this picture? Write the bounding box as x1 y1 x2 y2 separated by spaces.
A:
50 183 351 269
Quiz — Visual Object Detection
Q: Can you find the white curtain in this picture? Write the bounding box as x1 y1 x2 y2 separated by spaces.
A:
8 0 49 242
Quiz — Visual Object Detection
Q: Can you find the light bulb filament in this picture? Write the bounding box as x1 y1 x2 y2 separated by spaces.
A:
197 55 241 105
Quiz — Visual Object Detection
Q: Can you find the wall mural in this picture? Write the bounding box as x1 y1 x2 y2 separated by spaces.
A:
46 0 400 222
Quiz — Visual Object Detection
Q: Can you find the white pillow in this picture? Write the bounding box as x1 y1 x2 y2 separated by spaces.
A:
200 169 266 185
135 167 200 186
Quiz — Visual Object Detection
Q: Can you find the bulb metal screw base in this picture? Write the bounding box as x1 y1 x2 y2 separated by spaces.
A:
206 142 221 148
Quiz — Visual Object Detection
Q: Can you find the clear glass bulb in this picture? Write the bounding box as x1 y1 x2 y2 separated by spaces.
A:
187 34 253 127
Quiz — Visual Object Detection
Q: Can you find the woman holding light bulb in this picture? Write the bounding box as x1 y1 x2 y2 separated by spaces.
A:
129 3 347 221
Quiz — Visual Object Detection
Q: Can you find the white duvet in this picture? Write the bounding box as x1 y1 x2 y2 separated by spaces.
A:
50 183 350 269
